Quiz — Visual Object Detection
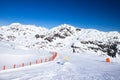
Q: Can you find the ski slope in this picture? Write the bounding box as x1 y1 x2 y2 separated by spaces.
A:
0 41 52 70
0 50 120 80
0 23 120 80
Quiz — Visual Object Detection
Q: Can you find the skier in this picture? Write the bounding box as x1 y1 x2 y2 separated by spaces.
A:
73 48 75 53
71 43 76 53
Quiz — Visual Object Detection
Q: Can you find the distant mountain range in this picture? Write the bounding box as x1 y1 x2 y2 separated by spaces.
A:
0 23 120 57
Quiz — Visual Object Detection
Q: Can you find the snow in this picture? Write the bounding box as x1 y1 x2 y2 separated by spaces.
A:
0 23 120 52
0 50 120 80
0 42 52 70
0 23 120 80
0 41 120 80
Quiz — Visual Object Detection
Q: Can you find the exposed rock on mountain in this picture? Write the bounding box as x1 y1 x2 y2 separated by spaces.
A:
0 23 120 57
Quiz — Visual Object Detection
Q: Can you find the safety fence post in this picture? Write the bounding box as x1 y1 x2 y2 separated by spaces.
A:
36 59 38 64
106 58 110 63
22 63 24 67
52 52 57 61
30 62 32 66
45 58 47 62
3 66 6 70
14 64 16 69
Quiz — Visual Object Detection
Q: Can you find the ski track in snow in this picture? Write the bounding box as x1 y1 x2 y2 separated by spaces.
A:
0 52 120 80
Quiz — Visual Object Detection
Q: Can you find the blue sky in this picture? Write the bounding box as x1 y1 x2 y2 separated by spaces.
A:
0 0 120 31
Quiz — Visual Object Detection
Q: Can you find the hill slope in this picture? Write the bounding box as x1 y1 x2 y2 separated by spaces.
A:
0 51 120 80
0 23 120 80
0 23 120 57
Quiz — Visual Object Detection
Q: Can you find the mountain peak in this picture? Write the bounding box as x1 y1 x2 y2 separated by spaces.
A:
59 24 75 28
50 24 76 31
61 24 71 26
10 23 22 26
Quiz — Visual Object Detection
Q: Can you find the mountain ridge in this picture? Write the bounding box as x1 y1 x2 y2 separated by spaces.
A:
0 23 120 57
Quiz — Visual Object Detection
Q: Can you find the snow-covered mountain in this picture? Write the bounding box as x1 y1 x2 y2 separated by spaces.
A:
0 23 120 80
0 23 120 57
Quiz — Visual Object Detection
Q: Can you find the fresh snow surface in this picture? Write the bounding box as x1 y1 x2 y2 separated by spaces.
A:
0 23 120 80
0 46 120 80
0 42 51 70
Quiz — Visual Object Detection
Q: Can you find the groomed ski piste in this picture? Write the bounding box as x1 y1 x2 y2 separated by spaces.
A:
0 42 120 80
